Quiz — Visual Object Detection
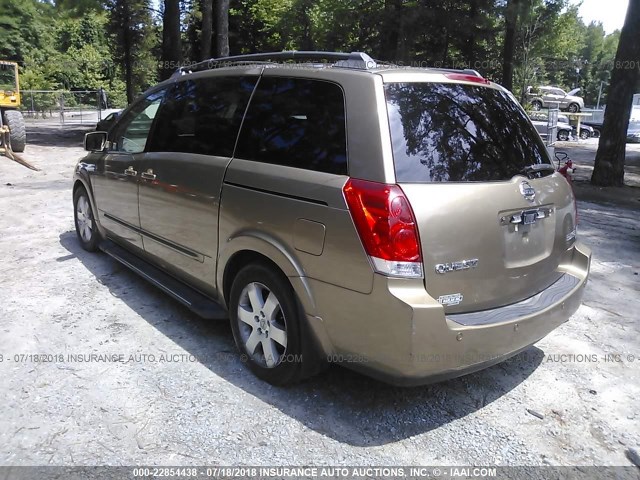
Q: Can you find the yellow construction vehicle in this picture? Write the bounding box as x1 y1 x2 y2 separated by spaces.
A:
0 60 26 153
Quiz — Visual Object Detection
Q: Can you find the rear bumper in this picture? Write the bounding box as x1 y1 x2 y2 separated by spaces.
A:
308 242 591 386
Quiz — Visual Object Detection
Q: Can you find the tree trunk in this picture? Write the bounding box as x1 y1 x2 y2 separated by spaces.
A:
380 0 402 61
214 0 229 57
591 0 640 187
161 0 182 80
201 0 213 60
463 0 479 65
122 2 134 104
501 0 519 90
299 0 314 50
441 30 450 64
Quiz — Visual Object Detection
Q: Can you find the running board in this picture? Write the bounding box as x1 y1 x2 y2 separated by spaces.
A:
99 240 227 320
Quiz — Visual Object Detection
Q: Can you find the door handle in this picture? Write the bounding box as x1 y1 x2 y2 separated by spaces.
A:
124 166 137 176
141 169 156 180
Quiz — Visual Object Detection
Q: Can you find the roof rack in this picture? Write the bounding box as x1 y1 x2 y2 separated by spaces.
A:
175 51 378 76
172 51 486 80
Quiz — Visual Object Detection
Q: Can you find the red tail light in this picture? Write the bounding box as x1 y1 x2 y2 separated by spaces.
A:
343 178 423 278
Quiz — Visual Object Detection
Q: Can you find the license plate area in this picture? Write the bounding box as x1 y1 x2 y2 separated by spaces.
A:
499 205 556 266
522 210 538 225
500 206 554 227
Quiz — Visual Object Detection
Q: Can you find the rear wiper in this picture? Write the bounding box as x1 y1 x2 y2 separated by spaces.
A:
523 163 555 178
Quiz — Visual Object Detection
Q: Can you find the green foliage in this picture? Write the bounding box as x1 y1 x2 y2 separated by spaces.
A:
105 0 158 102
0 0 54 63
0 0 623 110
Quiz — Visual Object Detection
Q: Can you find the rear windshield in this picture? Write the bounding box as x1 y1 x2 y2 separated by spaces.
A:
385 82 550 182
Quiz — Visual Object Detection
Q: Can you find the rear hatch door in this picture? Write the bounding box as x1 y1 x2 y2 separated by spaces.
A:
384 81 577 313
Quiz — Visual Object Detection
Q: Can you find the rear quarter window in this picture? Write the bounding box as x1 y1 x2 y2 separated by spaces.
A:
385 82 550 182
235 77 347 175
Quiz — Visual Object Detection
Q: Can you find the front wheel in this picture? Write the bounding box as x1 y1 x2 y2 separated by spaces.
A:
567 103 580 113
229 263 314 385
73 187 100 252
579 129 590 140
531 100 543 111
2 110 26 152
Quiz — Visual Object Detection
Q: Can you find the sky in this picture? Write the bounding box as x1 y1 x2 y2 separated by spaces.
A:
572 0 629 33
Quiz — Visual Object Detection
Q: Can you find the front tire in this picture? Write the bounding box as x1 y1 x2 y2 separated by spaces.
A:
229 263 313 385
73 187 100 252
579 129 590 140
531 100 543 111
567 103 580 113
3 110 26 152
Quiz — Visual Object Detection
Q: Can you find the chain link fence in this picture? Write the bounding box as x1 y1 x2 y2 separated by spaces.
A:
20 90 116 126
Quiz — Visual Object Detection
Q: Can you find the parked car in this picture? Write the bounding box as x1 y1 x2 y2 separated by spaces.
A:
627 121 640 143
530 112 573 141
555 115 574 141
75 51 591 386
572 123 593 140
526 86 584 113
554 114 592 140
95 110 121 132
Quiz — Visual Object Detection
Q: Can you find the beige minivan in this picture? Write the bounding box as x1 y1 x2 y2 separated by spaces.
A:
75 51 591 386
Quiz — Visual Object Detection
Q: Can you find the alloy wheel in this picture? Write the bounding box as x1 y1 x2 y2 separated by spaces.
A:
237 282 288 368
76 195 93 242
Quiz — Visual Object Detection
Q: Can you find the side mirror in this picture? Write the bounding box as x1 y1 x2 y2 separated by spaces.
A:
84 131 107 152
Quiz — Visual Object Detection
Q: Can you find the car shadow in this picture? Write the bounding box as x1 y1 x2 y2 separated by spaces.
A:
59 230 544 447
26 124 94 148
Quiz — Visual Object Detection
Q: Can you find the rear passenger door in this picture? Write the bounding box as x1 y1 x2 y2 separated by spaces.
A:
138 73 258 296
220 74 374 294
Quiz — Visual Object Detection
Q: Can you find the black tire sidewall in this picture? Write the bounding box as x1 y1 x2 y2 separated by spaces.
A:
3 110 26 153
229 263 304 385
532 101 542 111
73 187 100 252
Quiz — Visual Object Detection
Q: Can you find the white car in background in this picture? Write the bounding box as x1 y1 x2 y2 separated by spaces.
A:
526 86 584 113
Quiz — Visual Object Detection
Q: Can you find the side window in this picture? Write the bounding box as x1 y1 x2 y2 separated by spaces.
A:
235 77 347 175
110 89 165 154
148 76 258 157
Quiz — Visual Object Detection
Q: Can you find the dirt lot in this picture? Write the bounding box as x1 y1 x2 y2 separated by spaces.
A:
0 126 639 468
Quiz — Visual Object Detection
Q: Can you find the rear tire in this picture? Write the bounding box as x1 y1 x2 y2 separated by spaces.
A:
558 130 570 142
579 129 590 140
3 110 26 152
229 262 317 385
531 100 543 111
73 187 100 252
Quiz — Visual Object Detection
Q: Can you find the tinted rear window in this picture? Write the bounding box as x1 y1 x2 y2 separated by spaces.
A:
385 83 550 182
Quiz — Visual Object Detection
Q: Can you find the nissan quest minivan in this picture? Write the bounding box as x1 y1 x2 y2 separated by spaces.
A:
74 51 591 386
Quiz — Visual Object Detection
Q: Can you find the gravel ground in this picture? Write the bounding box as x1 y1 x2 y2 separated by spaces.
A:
0 126 639 467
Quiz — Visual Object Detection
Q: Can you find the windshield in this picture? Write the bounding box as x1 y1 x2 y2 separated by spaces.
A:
385 82 550 183
0 64 17 91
